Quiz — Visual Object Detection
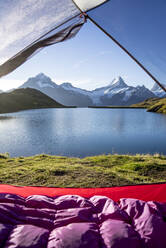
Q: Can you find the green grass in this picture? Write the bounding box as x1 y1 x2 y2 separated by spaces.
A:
132 97 166 114
0 88 66 114
88 106 144 109
0 154 165 187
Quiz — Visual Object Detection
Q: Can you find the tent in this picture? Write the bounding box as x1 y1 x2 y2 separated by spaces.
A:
0 1 166 246
0 0 166 195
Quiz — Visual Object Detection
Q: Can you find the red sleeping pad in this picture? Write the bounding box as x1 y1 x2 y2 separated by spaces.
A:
0 183 166 202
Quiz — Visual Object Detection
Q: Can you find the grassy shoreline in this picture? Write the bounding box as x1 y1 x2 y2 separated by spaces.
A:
0 154 165 187
88 106 145 109
132 97 166 114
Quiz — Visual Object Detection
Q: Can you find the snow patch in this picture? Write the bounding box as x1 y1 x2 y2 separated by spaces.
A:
37 81 54 88
123 89 133 101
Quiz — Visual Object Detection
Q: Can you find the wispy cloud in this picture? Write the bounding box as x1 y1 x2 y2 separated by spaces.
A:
73 50 112 69
73 59 89 69
98 50 112 56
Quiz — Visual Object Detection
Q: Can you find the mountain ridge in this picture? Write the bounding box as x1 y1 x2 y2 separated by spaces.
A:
20 74 93 107
19 73 165 106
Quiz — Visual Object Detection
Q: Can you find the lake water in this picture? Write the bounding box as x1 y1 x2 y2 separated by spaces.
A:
0 108 166 157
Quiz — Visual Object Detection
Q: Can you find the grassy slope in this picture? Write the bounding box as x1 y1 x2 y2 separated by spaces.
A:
132 98 166 113
88 106 144 109
0 154 165 187
0 88 66 114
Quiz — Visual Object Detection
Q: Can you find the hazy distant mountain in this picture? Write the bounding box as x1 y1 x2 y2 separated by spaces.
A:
19 74 156 106
151 83 166 97
0 88 65 114
0 90 3 93
20 73 93 107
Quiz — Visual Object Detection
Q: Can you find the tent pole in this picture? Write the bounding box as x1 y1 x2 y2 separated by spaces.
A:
87 15 166 93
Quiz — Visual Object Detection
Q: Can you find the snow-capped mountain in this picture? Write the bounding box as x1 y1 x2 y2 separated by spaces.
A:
91 76 129 105
151 83 166 97
91 76 155 106
20 73 93 107
19 73 156 106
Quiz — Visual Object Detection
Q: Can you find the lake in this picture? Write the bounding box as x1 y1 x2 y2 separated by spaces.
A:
0 108 166 157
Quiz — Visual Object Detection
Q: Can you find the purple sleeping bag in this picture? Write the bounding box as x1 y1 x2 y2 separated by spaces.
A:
0 193 166 247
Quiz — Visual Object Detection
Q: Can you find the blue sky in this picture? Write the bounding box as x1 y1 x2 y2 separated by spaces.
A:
0 1 159 91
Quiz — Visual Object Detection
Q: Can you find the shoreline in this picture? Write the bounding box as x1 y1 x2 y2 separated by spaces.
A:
88 106 145 109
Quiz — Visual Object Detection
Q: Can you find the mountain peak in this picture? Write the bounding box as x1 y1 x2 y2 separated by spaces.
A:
61 82 73 88
19 73 157 107
20 73 57 89
109 76 128 88
151 82 166 91
151 83 160 92
151 82 166 97
35 73 51 81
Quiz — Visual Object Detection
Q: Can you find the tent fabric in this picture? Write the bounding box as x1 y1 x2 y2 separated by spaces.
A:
0 0 80 66
73 0 108 12
0 17 85 78
0 0 82 77
0 0 108 78
88 0 166 90
0 183 166 202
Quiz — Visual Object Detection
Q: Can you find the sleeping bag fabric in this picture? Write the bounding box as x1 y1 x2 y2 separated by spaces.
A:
0 193 166 247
